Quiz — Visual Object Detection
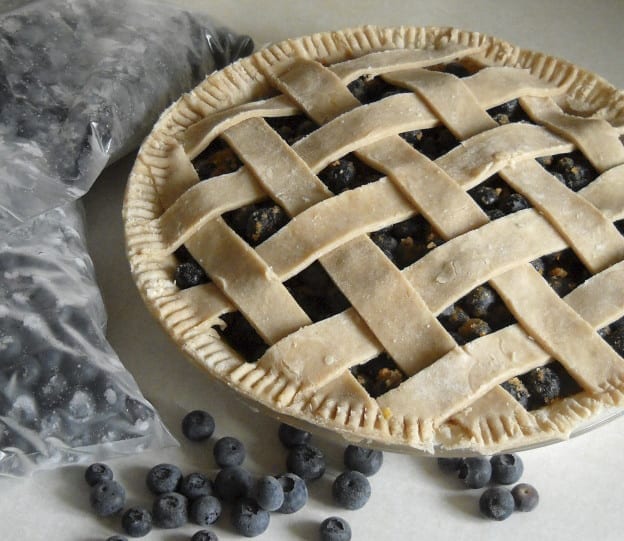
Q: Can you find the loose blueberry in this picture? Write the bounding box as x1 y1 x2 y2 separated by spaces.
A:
213 436 245 467
121 507 152 537
343 445 383 476
479 487 515 521
152 492 188 529
512 483 539 512
252 475 285 511
276 473 308 514
277 423 311 448
320 516 352 541
180 472 214 500
491 454 524 485
286 443 326 481
332 471 371 510
189 495 222 526
231 498 270 537
436 457 463 474
214 466 253 503
458 457 492 489
85 463 113 487
175 260 208 289
89 480 126 517
182 410 216 441
146 463 183 495
191 530 219 541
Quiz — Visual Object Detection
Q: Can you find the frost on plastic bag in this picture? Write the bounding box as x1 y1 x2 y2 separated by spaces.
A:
0 0 254 232
0 203 175 476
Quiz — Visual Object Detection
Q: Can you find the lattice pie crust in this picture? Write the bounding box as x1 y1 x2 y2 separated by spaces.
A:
124 27 624 454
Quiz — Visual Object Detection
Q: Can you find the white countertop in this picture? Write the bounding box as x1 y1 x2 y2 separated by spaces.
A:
2 1 624 540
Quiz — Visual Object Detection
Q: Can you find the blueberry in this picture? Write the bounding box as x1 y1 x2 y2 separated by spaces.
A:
152 492 188 529
445 62 471 78
180 472 214 500
332 471 371 510
244 204 288 245
175 261 208 289
511 483 539 511
66 388 97 421
436 457 463 474
182 410 216 441
89 480 126 517
471 185 501 208
276 473 308 514
213 436 245 467
36 372 70 410
343 445 383 476
458 457 492 488
320 516 352 541
252 475 284 511
500 193 529 214
319 158 357 193
214 466 253 502
286 443 326 481
189 495 222 526
479 487 515 521
12 355 41 387
462 285 496 319
85 463 113 486
146 463 183 495
458 318 492 341
490 454 524 485
231 498 270 537
106 537 128 541
191 530 219 541
525 366 561 407
501 377 530 409
93 374 127 413
277 423 311 448
370 230 398 261
121 507 152 537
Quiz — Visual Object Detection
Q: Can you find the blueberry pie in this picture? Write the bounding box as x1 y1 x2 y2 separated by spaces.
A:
124 26 624 454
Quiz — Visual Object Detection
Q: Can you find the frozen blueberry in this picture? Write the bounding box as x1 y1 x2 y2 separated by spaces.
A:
180 472 214 500
90 480 126 517
189 495 222 526
343 445 383 476
12 355 41 388
121 507 152 537
66 388 97 422
152 492 188 529
146 463 183 495
436 457 463 474
458 457 492 489
175 260 208 289
214 466 253 503
85 463 113 486
332 471 371 510
511 483 539 512
36 372 70 410
320 516 352 541
93 374 127 413
286 443 326 481
490 454 524 485
276 473 308 514
231 498 270 537
213 436 245 467
278 423 312 448
479 487 515 521
191 530 219 541
182 410 216 441
252 475 284 511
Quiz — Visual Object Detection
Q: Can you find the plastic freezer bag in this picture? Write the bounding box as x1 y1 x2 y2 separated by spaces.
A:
0 0 253 232
0 0 253 475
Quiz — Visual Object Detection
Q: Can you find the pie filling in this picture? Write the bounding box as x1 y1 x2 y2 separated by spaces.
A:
168 63 624 416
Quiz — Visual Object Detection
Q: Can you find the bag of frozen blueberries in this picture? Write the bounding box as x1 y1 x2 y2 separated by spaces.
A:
0 0 253 475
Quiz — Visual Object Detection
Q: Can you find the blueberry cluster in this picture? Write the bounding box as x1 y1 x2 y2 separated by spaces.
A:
538 151 597 192
351 353 406 398
87 410 387 540
437 453 538 521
